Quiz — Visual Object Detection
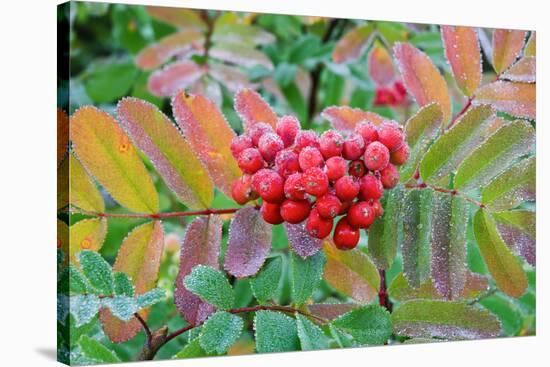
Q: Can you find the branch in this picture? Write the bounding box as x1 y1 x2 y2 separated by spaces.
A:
66 206 255 219
134 313 153 349
404 182 486 209
378 269 393 313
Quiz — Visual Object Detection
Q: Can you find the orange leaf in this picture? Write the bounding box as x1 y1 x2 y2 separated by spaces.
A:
332 23 375 63
321 106 385 132
172 92 241 197
69 218 108 265
501 57 535 83
368 45 395 86
148 61 204 97
492 29 527 74
234 88 278 131
136 30 204 70
524 32 535 57
474 81 535 120
57 108 69 166
101 221 164 343
441 26 482 97
394 42 452 124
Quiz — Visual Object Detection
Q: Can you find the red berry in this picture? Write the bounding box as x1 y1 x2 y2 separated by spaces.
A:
252 169 285 203
302 167 329 197
394 80 407 97
342 133 366 160
380 164 400 189
355 122 379 145
378 122 404 152
334 176 360 202
284 173 306 200
364 141 390 171
230 135 253 159
260 202 284 224
374 87 397 106
370 199 384 217
231 174 258 205
333 217 360 250
348 159 367 178
359 174 384 200
339 200 353 215
276 115 300 147
238 148 264 174
319 130 344 159
316 193 342 219
275 149 300 178
306 208 333 239
258 133 284 162
347 201 376 229
299 146 324 171
248 122 274 146
280 199 311 224
325 156 347 181
390 143 410 166
294 130 319 151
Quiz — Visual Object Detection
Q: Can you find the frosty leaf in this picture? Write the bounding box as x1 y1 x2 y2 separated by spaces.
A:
368 185 404 269
455 120 535 191
136 288 166 309
524 32 536 57
70 106 159 213
57 108 69 166
69 265 92 295
58 219 69 266
332 23 375 63
147 61 204 97
172 91 241 197
321 106 385 133
210 43 273 70
102 297 137 321
69 218 108 265
146 6 206 31
473 209 528 297
367 45 395 86
212 24 275 46
78 335 121 363
250 256 283 304
493 210 535 266
501 57 536 83
388 272 489 302
173 337 211 359
135 30 205 70
295 313 329 351
69 154 104 212
400 103 443 182
284 222 323 258
481 156 535 211
492 29 527 74
430 192 468 299
57 155 69 210
307 303 358 321
392 300 501 340
117 97 213 209
199 311 244 355
402 189 433 287
440 26 481 97
113 272 134 297
234 88 278 131
474 81 535 120
183 265 234 310
254 311 299 353
78 250 114 296
420 104 495 184
323 239 380 303
225 207 272 278
100 221 164 343
394 42 452 124
331 305 392 345
210 63 255 92
290 251 326 306
70 294 101 327
174 216 222 325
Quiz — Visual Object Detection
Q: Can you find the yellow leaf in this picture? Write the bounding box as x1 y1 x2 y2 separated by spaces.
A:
70 153 105 212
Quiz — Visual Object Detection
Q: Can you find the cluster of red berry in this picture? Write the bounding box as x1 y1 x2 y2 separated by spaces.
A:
373 80 408 107
230 115 409 250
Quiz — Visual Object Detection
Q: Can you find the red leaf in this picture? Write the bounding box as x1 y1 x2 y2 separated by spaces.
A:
210 63 256 92
307 303 358 321
332 23 375 63
209 43 273 70
136 30 204 70
492 29 527 74
501 57 535 83
368 45 395 86
284 222 322 258
146 6 206 31
224 207 272 278
321 106 385 133
234 89 278 131
474 81 535 120
148 61 204 97
174 216 222 325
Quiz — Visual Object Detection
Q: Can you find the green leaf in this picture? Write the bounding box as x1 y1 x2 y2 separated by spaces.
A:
113 272 134 297
77 251 114 296
70 294 101 327
84 59 138 103
402 188 433 287
78 335 121 363
183 265 235 310
199 312 244 355
492 210 535 266
136 288 166 309
481 156 535 211
290 251 326 306
473 210 528 297
295 313 329 351
250 257 283 304
392 300 501 340
455 120 535 191
173 338 211 359
101 297 137 321
419 105 495 185
254 311 300 353
331 305 392 345
400 103 443 182
479 294 522 336
368 185 404 269
69 265 91 294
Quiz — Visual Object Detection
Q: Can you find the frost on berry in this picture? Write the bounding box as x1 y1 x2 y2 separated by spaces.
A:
380 164 400 189
364 141 390 171
275 149 300 178
378 122 404 152
238 148 265 174
342 133 366 160
280 199 311 224
298 146 324 171
231 134 253 158
248 122 274 146
258 132 284 162
294 130 320 151
306 208 334 239
319 130 344 158
303 167 329 197
276 115 300 147
252 169 285 203
284 172 306 200
325 156 347 181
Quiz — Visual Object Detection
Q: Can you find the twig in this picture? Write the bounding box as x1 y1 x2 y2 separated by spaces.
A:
134 313 153 349
66 206 255 219
404 182 486 209
378 269 393 313
446 97 472 131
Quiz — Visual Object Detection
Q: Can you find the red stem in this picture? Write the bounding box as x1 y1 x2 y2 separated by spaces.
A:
68 206 253 219
378 269 393 313
134 313 153 349
446 97 472 131
405 182 486 209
